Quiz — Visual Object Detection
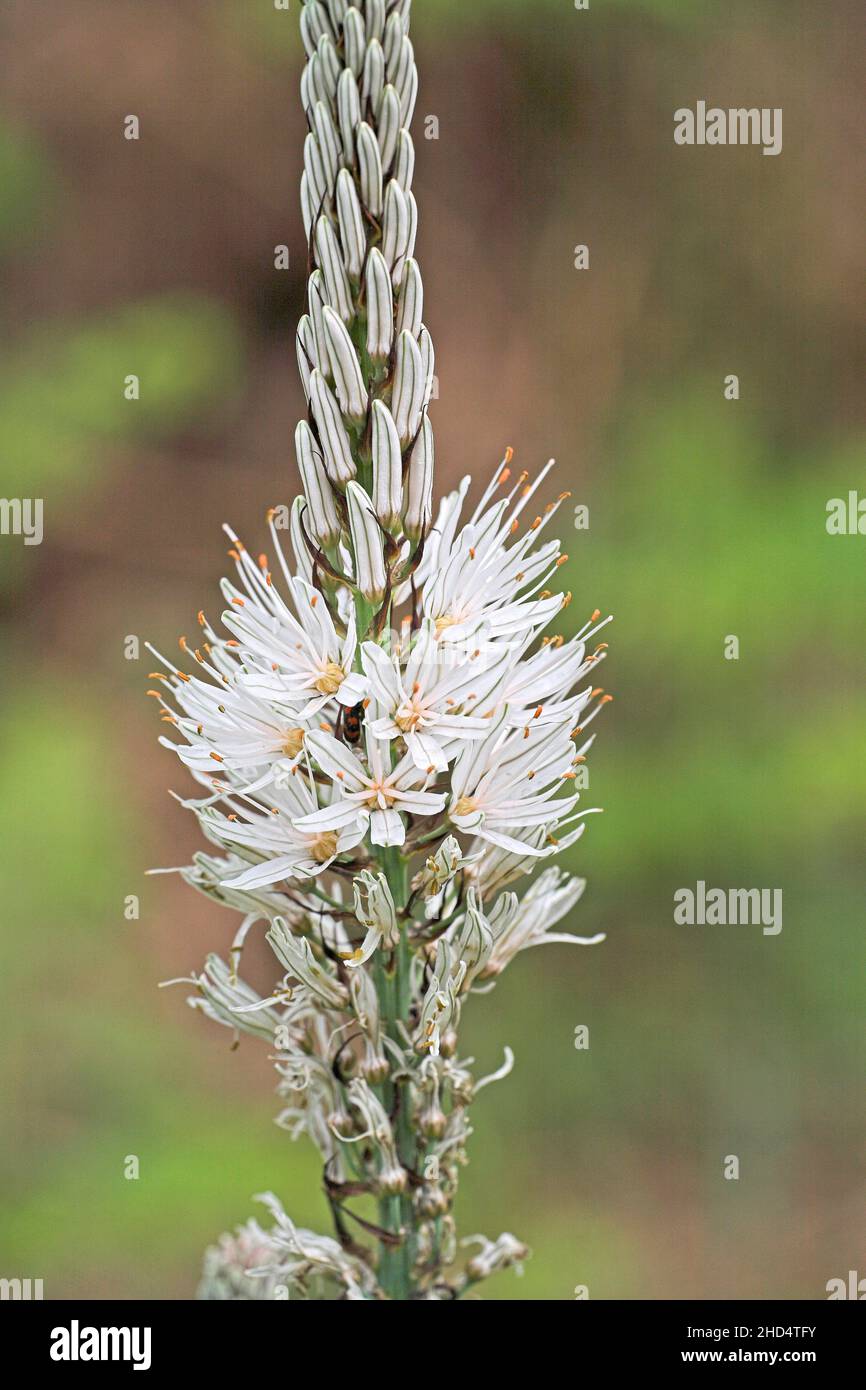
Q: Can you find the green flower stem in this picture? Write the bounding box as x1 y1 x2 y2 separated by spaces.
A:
376 843 415 1299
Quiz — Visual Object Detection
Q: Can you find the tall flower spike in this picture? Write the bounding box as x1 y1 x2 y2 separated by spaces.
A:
155 0 612 1302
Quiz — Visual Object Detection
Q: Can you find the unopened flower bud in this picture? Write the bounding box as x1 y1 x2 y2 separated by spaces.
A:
391 330 425 445
346 480 387 605
365 247 393 360
418 1099 447 1140
295 420 342 548
309 370 356 487
417 1183 450 1219
371 400 403 532
403 413 433 542
378 1163 408 1197
323 306 367 420
314 215 353 323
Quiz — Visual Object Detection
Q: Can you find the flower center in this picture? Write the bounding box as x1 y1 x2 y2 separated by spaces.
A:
364 780 396 808
452 796 477 818
310 831 339 863
314 661 345 695
394 697 428 733
281 728 305 758
434 614 458 637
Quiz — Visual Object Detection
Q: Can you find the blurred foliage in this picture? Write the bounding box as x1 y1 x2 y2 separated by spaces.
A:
0 121 57 252
0 296 244 493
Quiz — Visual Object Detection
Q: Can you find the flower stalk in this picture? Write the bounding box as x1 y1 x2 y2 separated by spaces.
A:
152 0 611 1301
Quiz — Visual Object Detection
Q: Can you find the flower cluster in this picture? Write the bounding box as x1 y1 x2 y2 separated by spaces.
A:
153 0 610 1301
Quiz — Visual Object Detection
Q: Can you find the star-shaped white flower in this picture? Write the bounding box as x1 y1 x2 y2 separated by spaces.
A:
361 620 507 772
297 725 446 847
448 709 598 855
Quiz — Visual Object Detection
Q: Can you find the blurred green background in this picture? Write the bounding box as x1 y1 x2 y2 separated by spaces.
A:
0 0 863 1299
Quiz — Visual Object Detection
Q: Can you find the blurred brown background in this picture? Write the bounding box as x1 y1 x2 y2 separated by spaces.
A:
0 0 864 1299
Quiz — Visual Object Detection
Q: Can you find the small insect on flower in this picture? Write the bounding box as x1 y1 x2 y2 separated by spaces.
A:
341 699 366 746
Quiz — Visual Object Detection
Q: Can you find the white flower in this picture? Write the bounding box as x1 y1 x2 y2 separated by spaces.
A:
197 765 367 891
420 460 572 644
151 647 318 786
225 566 368 718
186 954 288 1043
248 1192 377 1300
481 868 605 979
448 709 597 855
198 1220 283 1301
498 615 612 730
297 724 446 847
361 620 505 772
